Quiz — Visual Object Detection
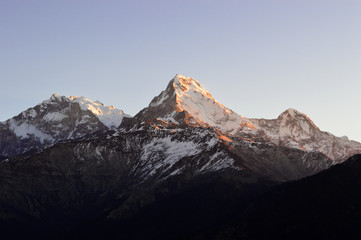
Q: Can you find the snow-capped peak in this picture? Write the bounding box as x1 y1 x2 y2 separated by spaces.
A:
43 94 131 129
277 108 319 131
171 74 250 131
50 93 61 100
49 93 67 102
67 95 131 129
279 108 309 119
173 74 232 114
174 74 214 99
139 74 256 134
0 94 132 157
282 108 302 116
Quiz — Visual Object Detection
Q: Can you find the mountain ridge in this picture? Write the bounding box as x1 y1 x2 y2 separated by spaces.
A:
1 74 360 165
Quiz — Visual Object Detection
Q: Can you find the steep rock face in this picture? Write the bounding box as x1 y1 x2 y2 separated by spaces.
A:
0 94 130 158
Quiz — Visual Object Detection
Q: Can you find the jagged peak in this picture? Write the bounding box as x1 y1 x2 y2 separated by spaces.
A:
50 93 61 99
148 74 220 109
173 74 201 86
50 93 67 101
279 108 309 119
173 74 214 98
171 74 232 114
69 95 91 102
277 108 320 134
138 74 255 134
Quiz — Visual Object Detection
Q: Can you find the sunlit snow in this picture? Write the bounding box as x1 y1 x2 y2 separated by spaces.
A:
69 96 131 129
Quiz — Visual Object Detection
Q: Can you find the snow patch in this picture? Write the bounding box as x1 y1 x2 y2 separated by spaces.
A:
141 137 200 163
157 117 179 124
150 91 169 107
141 137 201 177
198 151 235 172
9 119 53 143
43 112 68 122
28 109 37 118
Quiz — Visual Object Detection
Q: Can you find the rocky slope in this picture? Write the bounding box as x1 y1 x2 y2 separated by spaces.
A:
0 94 130 158
0 120 332 239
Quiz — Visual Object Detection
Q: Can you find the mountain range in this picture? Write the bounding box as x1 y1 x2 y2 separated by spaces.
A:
0 74 360 239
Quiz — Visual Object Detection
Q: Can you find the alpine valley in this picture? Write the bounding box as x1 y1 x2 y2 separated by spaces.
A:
0 74 360 239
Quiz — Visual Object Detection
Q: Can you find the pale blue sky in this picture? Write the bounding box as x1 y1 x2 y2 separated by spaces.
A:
1 0 360 141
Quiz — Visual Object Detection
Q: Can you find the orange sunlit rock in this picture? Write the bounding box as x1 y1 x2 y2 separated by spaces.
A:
218 135 232 143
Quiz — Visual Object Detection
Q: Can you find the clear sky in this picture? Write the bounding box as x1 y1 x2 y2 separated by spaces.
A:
1 0 360 142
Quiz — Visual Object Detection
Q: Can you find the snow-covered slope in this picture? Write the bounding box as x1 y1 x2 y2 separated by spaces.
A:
135 74 255 133
127 127 238 180
134 74 361 162
117 118 333 182
68 95 131 129
0 94 130 157
172 75 256 133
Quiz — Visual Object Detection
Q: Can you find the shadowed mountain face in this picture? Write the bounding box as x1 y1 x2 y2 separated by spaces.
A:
0 75 360 239
212 154 361 240
2 150 359 239
106 154 361 240
0 122 333 239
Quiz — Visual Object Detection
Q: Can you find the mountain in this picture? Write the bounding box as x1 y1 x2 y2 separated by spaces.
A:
0 94 130 158
2 74 359 164
0 74 360 239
